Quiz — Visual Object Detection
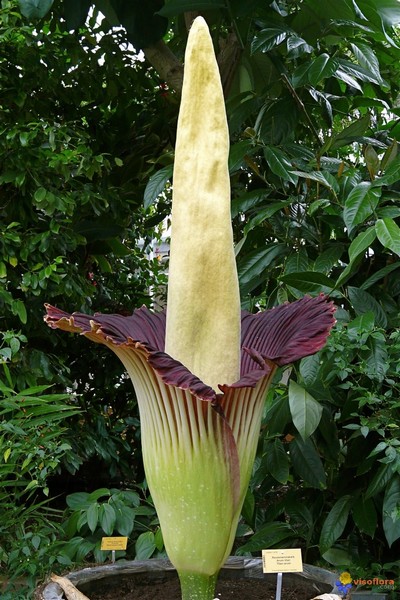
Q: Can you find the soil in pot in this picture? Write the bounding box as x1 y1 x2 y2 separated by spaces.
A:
78 570 331 600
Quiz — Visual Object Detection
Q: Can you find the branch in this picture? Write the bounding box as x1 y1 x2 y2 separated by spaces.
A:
143 40 184 93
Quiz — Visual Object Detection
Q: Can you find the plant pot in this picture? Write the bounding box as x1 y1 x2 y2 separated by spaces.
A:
36 556 336 600
352 593 390 600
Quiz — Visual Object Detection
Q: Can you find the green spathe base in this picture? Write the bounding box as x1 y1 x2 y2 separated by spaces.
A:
178 570 218 600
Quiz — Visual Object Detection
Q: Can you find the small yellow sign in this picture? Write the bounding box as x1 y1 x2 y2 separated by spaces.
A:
100 537 128 551
262 548 303 573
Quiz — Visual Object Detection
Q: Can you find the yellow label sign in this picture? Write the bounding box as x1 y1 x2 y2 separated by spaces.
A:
100 537 128 551
262 548 303 573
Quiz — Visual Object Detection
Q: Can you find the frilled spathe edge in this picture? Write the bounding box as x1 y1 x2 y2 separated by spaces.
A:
44 294 335 403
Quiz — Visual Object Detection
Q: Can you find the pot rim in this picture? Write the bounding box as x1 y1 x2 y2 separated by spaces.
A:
39 556 336 599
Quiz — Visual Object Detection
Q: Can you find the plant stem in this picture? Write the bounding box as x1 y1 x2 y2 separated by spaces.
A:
178 571 218 600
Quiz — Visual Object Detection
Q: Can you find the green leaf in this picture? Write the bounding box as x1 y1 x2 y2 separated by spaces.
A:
19 0 54 19
289 437 326 489
365 144 380 180
289 381 322 440
365 334 388 382
34 187 47 203
327 114 371 151
380 139 398 171
66 492 90 510
265 396 291 435
299 354 321 386
353 497 377 537
280 271 335 295
348 226 377 262
335 227 377 287
319 496 353 555
314 246 344 274
365 464 395 499
143 165 173 210
115 505 135 536
235 522 294 554
347 286 387 328
350 43 385 86
12 300 27 324
157 0 225 17
307 53 339 86
251 28 288 54
229 140 254 173
265 438 290 484
99 503 116 535
377 156 400 185
231 190 266 218
263 146 298 184
135 531 156 560
238 244 286 296
291 170 339 193
241 487 255 525
343 182 381 233
63 0 91 29
86 503 99 533
87 488 111 502
360 261 400 290
375 218 400 256
243 202 292 236
383 475 400 547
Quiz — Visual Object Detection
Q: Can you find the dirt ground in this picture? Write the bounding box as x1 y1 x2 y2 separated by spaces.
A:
75 571 328 600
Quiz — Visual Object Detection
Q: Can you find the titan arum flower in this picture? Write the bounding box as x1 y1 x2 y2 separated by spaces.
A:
45 17 335 600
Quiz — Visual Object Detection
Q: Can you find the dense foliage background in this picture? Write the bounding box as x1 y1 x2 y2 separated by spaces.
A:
1 0 400 596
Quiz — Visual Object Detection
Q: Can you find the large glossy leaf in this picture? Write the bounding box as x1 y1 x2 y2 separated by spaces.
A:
289 380 322 440
243 202 292 236
110 0 168 49
314 245 344 274
157 0 225 16
377 156 400 185
265 438 290 484
263 146 298 184
347 286 387 328
360 262 400 290
350 42 386 86
229 140 255 173
291 170 339 193
375 218 400 256
63 0 91 29
289 437 327 489
238 244 286 296
99 503 116 535
135 531 156 559
348 226 377 262
335 227 377 287
115 505 135 536
265 396 291 435
353 497 377 538
307 54 339 86
19 0 53 19
365 334 388 382
326 114 371 151
343 182 381 233
319 495 353 555
299 353 321 386
143 165 173 209
235 522 295 554
251 27 288 54
87 503 99 533
365 463 395 499
280 271 336 295
383 475 400 547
